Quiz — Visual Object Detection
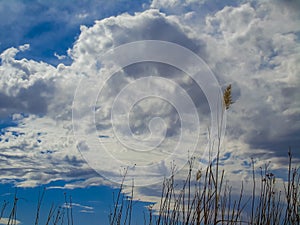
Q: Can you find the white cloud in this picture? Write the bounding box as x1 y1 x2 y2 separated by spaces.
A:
70 9 220 186
158 1 300 162
80 209 94 213
18 44 30 52
70 9 204 67
201 2 300 157
63 202 94 213
150 0 205 12
151 0 181 8
0 218 21 225
0 114 99 187
0 9 211 187
54 52 66 60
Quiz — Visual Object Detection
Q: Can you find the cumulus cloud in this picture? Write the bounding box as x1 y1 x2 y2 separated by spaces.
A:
202 2 300 160
0 45 56 117
70 9 205 67
0 9 212 187
0 44 81 121
70 9 216 186
161 0 300 161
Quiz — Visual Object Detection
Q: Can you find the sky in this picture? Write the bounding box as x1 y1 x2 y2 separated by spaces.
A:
0 0 299 224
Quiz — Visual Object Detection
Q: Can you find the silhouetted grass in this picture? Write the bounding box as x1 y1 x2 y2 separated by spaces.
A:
109 150 299 225
0 150 299 225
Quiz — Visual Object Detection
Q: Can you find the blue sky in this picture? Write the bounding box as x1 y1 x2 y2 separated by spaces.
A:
0 0 300 224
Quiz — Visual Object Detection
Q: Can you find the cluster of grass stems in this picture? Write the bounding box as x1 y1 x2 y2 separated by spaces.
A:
110 150 299 225
0 189 74 225
1 150 298 225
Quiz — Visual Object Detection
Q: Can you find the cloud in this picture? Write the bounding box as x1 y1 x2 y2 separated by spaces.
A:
63 202 94 213
70 9 205 66
0 45 57 117
79 209 94 213
0 218 21 225
70 9 217 185
156 1 300 163
201 2 300 160
150 0 245 17
0 114 102 187
0 9 212 187
54 52 66 60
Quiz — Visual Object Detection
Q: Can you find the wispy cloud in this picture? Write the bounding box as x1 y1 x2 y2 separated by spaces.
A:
62 202 94 214
80 209 94 213
0 218 21 225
